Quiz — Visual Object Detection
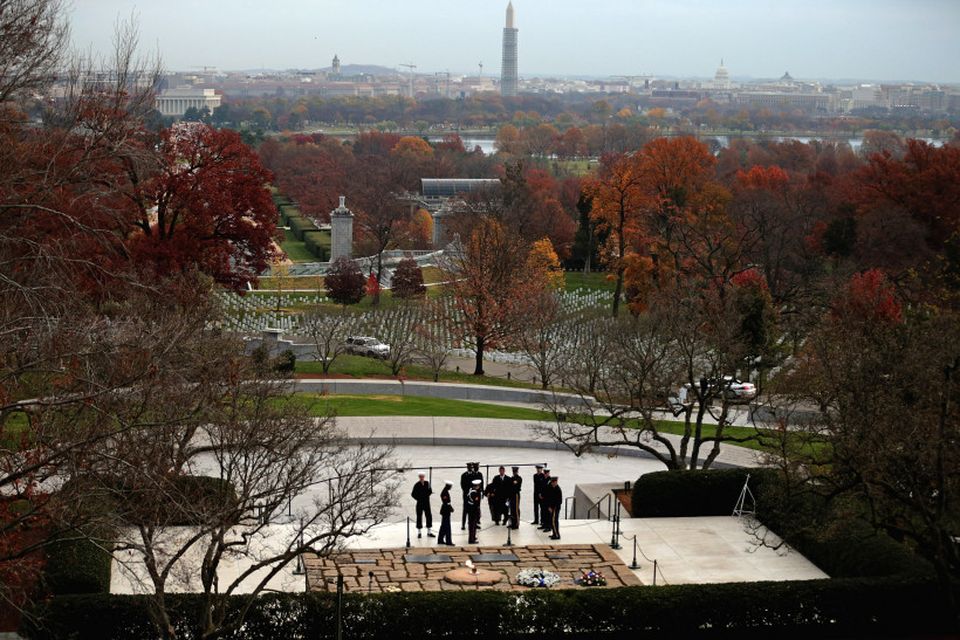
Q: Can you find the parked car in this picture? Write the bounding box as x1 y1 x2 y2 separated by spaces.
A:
669 376 757 414
344 336 391 359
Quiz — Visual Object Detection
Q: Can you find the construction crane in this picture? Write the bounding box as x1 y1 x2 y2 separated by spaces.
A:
478 62 483 77
399 62 416 98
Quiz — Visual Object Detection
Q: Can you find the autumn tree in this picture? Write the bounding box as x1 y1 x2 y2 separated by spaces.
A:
769 275 960 622
526 237 565 289
729 164 818 307
324 257 365 305
586 153 646 315
0 0 68 102
391 257 426 299
122 123 280 291
350 155 411 305
442 217 543 375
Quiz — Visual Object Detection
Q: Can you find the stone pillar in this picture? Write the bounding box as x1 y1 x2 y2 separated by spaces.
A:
431 210 445 247
329 195 354 261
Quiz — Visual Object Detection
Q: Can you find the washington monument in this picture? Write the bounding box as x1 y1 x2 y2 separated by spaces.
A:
501 2 518 97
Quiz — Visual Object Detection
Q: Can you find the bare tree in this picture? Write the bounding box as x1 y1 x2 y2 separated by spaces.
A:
541 287 759 471
77 362 398 640
515 289 571 390
299 306 361 373
0 0 69 103
563 312 616 396
363 303 419 376
413 297 453 382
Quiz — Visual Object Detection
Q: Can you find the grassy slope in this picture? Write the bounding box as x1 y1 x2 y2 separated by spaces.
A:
299 394 553 420
564 271 616 293
296 356 537 389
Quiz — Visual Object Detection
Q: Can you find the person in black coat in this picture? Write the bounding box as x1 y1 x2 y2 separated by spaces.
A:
547 476 562 540
539 468 552 530
437 481 455 546
507 466 523 529
530 464 544 525
490 466 509 524
411 472 434 538
459 462 472 530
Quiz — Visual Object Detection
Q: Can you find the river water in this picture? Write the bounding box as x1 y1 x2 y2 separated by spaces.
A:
435 135 944 157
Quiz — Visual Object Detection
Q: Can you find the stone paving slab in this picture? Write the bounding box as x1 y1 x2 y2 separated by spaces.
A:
304 544 642 593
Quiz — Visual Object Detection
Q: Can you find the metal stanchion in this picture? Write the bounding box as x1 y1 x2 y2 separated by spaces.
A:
405 516 411 548
653 559 658 586
335 574 344 640
610 500 622 550
631 536 638 569
293 520 305 575
504 523 513 547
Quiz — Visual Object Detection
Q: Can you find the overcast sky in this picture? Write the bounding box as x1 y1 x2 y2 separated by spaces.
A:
68 0 960 83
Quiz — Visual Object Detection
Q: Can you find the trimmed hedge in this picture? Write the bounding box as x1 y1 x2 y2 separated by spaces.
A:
287 215 316 241
303 230 331 261
43 476 238 596
631 468 928 579
22 578 954 639
43 531 113 595
631 468 763 517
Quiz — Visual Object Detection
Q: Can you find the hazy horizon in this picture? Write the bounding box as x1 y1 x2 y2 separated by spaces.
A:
68 1 960 84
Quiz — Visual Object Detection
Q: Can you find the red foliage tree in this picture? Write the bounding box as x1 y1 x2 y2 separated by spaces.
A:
126 123 279 291
324 257 365 305
833 269 903 326
391 258 426 299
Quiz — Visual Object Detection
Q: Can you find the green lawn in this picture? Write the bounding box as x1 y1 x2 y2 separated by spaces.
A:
1 411 30 450
296 355 538 389
294 392 822 456
564 271 617 293
298 393 554 420
279 229 316 263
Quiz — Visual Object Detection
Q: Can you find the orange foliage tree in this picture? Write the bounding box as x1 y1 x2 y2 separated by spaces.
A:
442 218 545 375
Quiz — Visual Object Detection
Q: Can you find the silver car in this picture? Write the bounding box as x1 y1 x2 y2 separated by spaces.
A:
344 336 391 359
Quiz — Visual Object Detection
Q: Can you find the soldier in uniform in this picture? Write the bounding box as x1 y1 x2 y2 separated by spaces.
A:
469 462 484 528
548 475 562 540
507 466 523 529
437 480 454 546
539 468 552 530
411 471 434 539
459 462 472 530
530 464 544 524
467 478 483 544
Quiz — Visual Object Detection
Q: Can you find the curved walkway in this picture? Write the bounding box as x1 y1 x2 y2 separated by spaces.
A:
335 416 762 469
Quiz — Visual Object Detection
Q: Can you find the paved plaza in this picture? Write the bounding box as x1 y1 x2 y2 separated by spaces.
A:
305 544 642 593
111 440 826 595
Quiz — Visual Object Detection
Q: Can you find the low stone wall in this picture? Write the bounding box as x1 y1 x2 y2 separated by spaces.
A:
294 378 591 407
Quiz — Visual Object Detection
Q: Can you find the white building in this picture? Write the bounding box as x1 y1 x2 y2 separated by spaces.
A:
155 86 222 118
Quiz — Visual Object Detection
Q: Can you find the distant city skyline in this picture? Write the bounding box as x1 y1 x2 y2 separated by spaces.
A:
68 1 960 84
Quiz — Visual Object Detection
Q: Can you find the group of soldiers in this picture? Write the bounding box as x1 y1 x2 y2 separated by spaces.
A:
410 462 563 546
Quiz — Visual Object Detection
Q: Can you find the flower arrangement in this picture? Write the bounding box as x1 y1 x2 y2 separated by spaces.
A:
575 569 607 587
515 568 562 588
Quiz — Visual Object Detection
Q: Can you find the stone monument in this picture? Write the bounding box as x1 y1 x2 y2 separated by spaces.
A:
329 195 353 262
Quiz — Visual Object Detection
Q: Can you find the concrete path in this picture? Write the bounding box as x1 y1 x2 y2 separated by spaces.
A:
334 416 764 469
